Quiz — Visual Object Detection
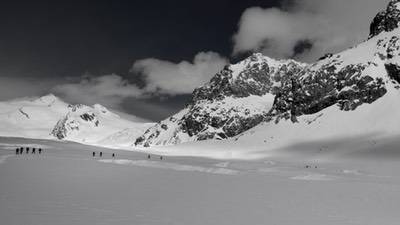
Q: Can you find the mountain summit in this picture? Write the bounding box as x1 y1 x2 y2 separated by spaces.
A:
370 0 400 38
135 0 400 148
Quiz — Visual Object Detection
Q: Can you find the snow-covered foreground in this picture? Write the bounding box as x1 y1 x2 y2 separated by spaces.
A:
1 137 400 225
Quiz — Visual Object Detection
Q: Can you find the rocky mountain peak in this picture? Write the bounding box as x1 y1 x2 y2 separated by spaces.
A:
191 53 305 103
370 0 400 38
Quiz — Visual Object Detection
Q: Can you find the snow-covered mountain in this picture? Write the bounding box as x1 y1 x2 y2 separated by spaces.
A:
135 55 305 147
135 0 400 148
0 94 153 147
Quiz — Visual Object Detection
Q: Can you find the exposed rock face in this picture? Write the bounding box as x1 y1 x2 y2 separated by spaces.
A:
370 0 400 38
385 63 400 84
51 116 75 140
135 0 400 148
192 54 304 101
268 64 387 123
51 104 101 140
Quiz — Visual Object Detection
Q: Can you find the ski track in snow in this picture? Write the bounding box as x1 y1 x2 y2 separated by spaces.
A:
0 143 50 150
214 161 230 168
0 155 13 164
342 169 364 176
98 159 239 175
291 173 336 181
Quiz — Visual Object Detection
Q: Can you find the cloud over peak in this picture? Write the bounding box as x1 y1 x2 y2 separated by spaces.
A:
52 74 144 109
50 52 227 111
131 51 228 95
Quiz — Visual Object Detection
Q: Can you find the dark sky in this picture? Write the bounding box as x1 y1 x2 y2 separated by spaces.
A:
0 0 283 76
0 0 283 121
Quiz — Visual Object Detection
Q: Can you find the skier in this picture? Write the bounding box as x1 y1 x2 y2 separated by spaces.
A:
92 152 96 157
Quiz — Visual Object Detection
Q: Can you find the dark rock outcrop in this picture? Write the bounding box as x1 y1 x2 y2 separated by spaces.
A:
385 63 400 84
268 64 387 123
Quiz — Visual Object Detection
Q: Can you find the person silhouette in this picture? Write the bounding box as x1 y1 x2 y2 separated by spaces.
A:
26 147 29 154
112 153 115 158
38 148 42 154
32 148 35 154
100 152 103 157
160 156 163 160
147 154 151 159
16 148 19 155
93 152 96 157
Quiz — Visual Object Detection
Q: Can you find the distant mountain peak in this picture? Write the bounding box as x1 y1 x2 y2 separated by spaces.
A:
370 0 400 38
34 93 60 105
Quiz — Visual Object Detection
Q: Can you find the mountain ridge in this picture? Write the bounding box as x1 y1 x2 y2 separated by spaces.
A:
135 0 400 148
0 94 153 148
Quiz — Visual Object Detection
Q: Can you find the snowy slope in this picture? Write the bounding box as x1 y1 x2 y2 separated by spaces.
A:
135 93 276 147
234 82 400 157
0 94 70 139
3 137 400 225
0 94 153 146
232 11 400 155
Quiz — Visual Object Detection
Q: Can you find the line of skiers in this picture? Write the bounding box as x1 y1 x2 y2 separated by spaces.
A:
91 152 163 160
15 147 43 155
305 165 318 169
92 151 115 158
15 147 164 161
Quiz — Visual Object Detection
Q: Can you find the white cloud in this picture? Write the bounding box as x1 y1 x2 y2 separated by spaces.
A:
233 0 390 62
52 74 144 108
131 51 228 95
0 52 227 115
